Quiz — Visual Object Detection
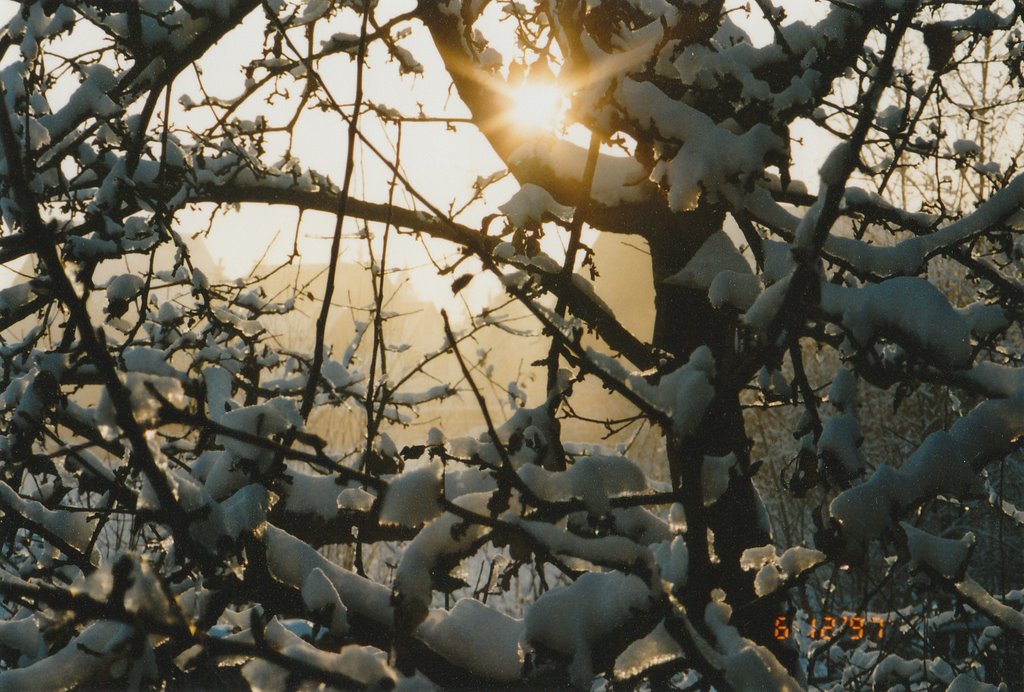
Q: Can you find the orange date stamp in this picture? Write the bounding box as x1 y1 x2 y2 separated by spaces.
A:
773 614 886 641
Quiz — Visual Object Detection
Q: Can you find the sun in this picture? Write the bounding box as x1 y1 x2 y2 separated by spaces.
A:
509 82 566 131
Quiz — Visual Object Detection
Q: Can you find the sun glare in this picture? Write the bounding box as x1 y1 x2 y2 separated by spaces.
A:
510 82 566 131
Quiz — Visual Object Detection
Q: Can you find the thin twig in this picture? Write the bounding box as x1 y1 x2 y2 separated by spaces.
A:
300 1 371 421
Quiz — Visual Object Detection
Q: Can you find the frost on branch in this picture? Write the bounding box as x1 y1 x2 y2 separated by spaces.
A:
2 0 1024 689
830 394 1024 549
899 522 975 578
523 571 657 688
379 460 443 527
740 544 826 597
703 590 802 690
499 183 574 228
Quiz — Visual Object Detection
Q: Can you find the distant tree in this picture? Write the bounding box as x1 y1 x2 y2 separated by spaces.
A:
0 0 1023 688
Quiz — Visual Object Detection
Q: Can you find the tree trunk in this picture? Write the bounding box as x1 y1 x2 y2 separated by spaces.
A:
647 213 795 671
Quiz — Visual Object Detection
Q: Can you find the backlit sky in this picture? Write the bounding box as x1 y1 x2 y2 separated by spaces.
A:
178 0 833 308
0 0 835 318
